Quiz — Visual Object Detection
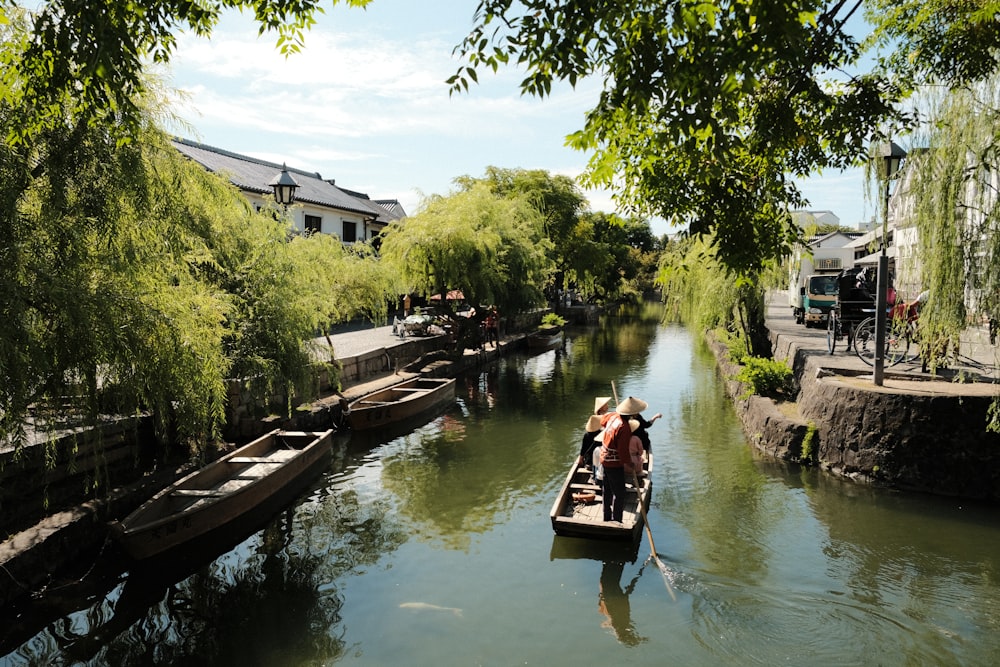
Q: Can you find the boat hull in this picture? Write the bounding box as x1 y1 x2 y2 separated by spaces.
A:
346 377 456 431
549 455 652 542
111 429 333 560
527 329 564 350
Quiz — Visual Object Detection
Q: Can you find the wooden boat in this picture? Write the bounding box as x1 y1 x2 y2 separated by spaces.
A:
111 429 333 560
526 326 564 350
346 376 456 431
549 454 652 541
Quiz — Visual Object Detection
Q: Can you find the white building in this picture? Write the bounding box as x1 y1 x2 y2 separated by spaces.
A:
172 138 405 244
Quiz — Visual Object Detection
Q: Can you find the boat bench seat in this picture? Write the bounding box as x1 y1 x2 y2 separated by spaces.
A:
171 488 225 497
229 456 284 464
358 400 393 406
569 482 602 491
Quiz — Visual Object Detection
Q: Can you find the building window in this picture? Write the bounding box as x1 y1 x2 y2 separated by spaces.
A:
304 214 322 234
342 221 357 243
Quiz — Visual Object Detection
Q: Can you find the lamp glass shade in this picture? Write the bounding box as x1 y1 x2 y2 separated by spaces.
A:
879 141 907 179
269 164 299 205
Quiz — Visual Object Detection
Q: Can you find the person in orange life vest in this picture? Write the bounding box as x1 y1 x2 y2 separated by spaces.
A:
599 396 645 522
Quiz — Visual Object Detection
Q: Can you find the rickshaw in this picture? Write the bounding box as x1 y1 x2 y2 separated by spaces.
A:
828 266 912 366
826 266 876 354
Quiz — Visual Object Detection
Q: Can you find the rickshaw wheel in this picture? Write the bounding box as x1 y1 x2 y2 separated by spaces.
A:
827 311 838 354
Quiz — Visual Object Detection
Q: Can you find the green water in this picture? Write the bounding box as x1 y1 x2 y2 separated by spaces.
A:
5 305 999 666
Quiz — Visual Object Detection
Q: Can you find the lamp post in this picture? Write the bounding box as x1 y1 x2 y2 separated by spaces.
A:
873 141 907 386
269 163 299 208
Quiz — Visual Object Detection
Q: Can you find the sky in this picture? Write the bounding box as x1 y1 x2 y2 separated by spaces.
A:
164 1 878 237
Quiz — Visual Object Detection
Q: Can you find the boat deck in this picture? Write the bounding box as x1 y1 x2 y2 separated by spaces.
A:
553 475 642 527
170 448 300 505
550 458 652 540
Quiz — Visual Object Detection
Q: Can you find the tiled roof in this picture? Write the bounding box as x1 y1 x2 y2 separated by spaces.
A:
171 138 387 220
373 199 407 222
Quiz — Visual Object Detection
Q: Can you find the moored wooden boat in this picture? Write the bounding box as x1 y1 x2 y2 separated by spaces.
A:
527 326 564 350
549 454 652 541
346 376 456 431
111 429 333 560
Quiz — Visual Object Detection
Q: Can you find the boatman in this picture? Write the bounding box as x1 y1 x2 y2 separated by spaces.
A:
599 396 644 523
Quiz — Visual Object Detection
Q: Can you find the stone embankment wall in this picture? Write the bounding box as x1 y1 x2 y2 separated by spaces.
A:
709 331 1000 503
797 369 1000 499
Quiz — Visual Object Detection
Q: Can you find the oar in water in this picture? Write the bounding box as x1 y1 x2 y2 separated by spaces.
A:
633 470 675 601
612 381 675 601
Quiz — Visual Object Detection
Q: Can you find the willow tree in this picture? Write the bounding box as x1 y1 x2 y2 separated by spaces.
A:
658 235 783 358
0 100 389 456
0 120 347 451
455 167 588 294
377 183 554 317
903 82 1000 372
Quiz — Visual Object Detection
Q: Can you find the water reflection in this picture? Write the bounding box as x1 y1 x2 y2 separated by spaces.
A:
6 307 1000 666
598 559 646 646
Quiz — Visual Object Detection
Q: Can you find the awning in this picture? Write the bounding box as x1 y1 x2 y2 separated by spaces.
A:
853 247 896 265
429 290 465 301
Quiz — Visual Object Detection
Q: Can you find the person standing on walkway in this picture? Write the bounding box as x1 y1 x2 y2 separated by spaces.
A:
484 306 500 347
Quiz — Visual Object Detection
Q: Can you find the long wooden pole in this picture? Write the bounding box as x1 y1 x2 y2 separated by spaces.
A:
613 381 675 601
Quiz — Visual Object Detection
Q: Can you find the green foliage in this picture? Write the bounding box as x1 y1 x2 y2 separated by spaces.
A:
540 313 566 328
451 0 903 274
658 233 775 356
1 0 373 146
453 166 662 302
719 327 751 365
801 421 817 464
377 183 554 317
734 357 794 400
988 400 1000 434
868 0 1000 87
905 80 1000 375
0 72 385 451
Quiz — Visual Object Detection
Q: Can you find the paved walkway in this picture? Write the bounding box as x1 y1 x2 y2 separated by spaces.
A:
312 321 411 360
766 291 1000 392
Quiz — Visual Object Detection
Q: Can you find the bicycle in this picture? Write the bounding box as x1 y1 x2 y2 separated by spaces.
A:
851 314 915 367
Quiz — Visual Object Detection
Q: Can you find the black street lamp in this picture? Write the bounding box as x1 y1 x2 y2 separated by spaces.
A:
873 140 907 386
269 163 299 207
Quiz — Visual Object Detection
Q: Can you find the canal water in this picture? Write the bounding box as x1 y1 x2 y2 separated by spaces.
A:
4 304 1000 666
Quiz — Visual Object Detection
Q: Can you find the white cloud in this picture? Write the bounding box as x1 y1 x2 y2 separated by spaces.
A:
166 3 865 235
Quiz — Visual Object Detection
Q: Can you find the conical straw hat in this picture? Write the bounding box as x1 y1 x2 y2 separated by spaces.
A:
616 396 648 415
586 414 602 432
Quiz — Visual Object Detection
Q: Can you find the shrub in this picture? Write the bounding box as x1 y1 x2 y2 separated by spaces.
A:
734 356 793 399
717 327 750 364
540 313 567 328
800 421 817 464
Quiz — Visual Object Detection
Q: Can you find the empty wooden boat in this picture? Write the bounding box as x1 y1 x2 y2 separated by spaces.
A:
526 326 564 350
111 429 333 560
346 376 456 431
